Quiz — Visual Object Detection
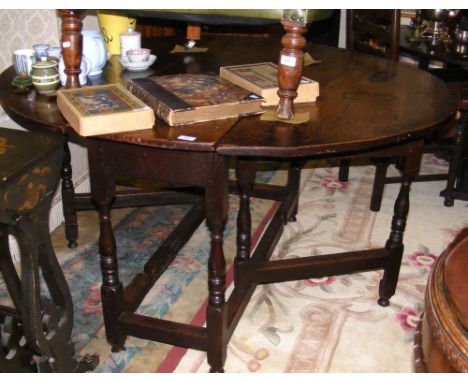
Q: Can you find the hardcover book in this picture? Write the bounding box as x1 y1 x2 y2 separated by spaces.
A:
57 84 155 136
219 62 319 106
126 73 264 126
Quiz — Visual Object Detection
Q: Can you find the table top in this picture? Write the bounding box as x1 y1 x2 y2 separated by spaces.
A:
0 128 62 186
0 34 457 159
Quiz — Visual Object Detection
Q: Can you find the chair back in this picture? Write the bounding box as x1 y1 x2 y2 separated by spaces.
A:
346 10 401 61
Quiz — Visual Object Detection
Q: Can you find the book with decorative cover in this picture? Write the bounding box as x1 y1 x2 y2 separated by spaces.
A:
57 84 155 136
126 73 264 126
219 62 319 106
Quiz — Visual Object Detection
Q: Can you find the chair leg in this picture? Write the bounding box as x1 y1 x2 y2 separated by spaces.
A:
370 160 390 212
338 159 350 182
441 110 467 207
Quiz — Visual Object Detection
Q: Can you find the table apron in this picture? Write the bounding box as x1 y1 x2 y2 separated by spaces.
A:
89 139 212 187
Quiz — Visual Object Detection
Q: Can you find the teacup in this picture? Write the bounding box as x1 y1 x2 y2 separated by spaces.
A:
33 43 50 61
13 48 36 77
126 48 151 63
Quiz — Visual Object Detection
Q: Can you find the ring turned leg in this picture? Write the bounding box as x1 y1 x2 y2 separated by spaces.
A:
205 154 229 372
235 159 256 289
378 141 423 306
88 140 126 352
61 140 79 249
441 110 466 207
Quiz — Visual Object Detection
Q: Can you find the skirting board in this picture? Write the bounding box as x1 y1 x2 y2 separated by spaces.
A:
8 174 91 263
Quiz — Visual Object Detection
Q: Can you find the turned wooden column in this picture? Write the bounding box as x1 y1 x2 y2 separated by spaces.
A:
61 10 84 88
276 16 309 120
378 140 424 307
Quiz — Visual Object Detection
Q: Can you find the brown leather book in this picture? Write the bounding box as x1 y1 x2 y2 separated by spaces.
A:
126 73 264 126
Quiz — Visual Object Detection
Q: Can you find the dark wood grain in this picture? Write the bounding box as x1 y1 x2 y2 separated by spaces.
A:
0 34 457 373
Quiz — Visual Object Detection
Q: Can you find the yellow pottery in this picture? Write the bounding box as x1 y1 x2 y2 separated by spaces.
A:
97 11 137 55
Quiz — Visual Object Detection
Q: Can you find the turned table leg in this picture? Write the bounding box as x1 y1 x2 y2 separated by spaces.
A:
88 140 126 352
276 17 309 120
378 140 423 307
205 154 229 373
235 159 256 289
441 110 467 207
61 140 79 248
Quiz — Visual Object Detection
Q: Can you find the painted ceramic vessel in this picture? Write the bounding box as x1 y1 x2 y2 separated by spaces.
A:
31 60 60 94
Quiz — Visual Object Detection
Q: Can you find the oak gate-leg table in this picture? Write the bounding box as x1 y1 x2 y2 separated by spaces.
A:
84 41 455 372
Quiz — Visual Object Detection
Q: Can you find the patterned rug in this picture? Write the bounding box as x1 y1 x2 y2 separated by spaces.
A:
1 155 467 372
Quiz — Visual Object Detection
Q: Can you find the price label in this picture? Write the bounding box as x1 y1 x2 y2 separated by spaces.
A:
177 135 197 141
280 55 296 67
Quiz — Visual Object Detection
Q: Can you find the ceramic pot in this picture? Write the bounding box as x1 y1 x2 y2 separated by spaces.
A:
97 11 137 55
82 30 107 76
31 60 60 94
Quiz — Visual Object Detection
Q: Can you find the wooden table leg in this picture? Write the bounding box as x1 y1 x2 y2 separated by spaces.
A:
61 140 79 248
88 140 126 352
235 159 256 289
441 110 467 206
276 17 308 120
205 154 229 372
378 140 424 307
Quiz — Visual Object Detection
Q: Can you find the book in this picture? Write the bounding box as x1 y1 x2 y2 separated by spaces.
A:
56 84 155 136
219 62 319 106
126 74 264 126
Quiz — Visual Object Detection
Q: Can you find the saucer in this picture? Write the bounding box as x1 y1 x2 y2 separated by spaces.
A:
119 54 157 71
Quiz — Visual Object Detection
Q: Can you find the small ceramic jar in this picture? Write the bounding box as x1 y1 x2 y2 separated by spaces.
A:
31 59 60 94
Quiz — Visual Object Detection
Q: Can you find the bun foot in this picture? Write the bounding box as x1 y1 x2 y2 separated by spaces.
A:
67 241 78 249
209 367 225 373
288 215 297 223
111 344 126 353
377 297 390 307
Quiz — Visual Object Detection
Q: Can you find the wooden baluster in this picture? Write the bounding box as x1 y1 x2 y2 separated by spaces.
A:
61 10 84 88
87 140 126 352
61 140 79 248
276 16 308 120
205 154 228 372
442 110 467 207
378 140 423 307
235 159 256 289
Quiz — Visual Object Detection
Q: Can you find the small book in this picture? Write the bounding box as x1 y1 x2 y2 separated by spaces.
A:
126 73 264 126
219 62 319 106
56 84 155 136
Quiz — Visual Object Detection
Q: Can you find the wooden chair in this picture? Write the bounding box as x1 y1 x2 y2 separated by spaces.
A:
338 10 401 211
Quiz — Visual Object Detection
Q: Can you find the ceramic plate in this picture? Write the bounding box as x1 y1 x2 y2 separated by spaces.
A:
119 54 157 71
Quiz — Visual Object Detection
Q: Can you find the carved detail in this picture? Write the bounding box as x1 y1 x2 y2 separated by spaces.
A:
61 10 84 88
276 18 308 120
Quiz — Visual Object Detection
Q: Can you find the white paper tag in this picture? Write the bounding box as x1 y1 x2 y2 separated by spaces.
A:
62 41 71 48
280 55 296 67
177 135 197 141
